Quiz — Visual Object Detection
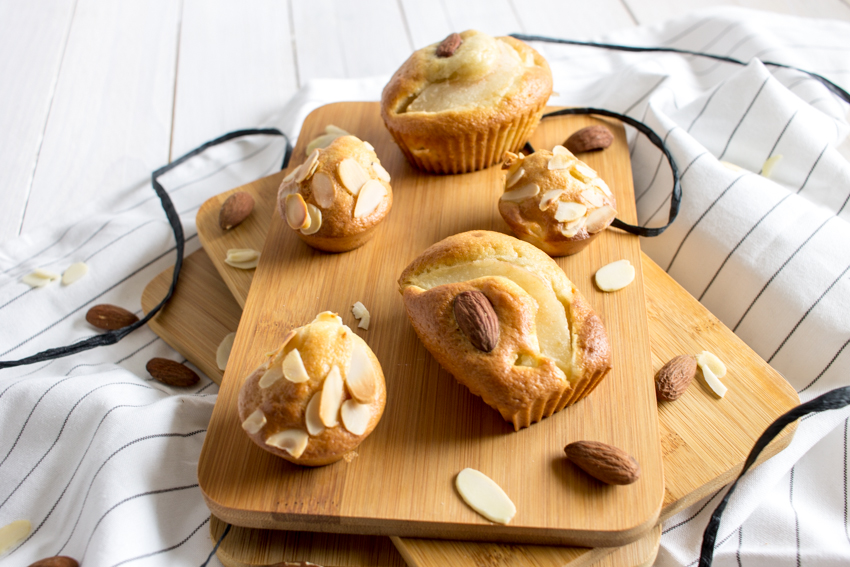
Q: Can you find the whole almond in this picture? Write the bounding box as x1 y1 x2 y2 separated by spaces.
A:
28 557 79 567
655 355 697 401
436 33 463 57
564 125 614 153
453 290 499 352
85 304 139 330
565 440 641 485
146 358 200 387
219 191 255 230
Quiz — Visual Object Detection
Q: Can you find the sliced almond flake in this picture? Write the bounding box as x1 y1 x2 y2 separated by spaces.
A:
224 258 260 270
594 259 635 292
371 162 391 182
761 154 783 178
455 468 516 525
325 124 350 136
283 348 310 383
310 172 336 209
698 351 727 378
506 167 525 189
22 271 57 288
362 140 374 151
554 201 587 222
265 429 309 457
282 165 300 183
320 366 344 427
585 205 617 233
552 145 575 158
241 409 267 434
216 332 236 371
300 204 323 236
296 149 321 183
306 133 341 155
500 182 539 202
351 301 370 330
226 249 260 263
62 262 88 285
591 177 612 196
0 519 32 555
354 180 387 218
305 392 325 436
581 189 605 208
698 362 728 398
538 189 564 210
548 153 573 170
338 158 371 195
284 193 311 230
259 364 284 389
341 399 371 435
345 343 377 403
573 161 597 180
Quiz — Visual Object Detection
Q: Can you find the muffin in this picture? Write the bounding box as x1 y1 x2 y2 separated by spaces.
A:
238 312 387 466
398 231 612 430
278 135 393 252
499 146 617 256
381 30 552 174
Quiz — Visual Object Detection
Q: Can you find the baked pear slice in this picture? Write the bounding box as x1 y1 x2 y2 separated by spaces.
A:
398 230 611 430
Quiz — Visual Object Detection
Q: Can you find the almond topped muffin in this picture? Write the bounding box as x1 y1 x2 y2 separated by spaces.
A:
381 30 552 174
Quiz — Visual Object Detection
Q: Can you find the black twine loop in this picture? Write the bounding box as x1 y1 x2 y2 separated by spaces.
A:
0 128 291 369
699 386 850 566
200 522 232 567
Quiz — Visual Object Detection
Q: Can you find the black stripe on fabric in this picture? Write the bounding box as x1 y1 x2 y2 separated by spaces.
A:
797 144 828 194
698 193 793 301
689 20 739 54
0 225 76 276
644 152 710 226
0 287 34 313
0 382 162 510
56 429 206 553
798 338 849 394
759 110 798 174
767 262 850 362
195 380 217 394
686 80 725 132
732 216 832 332
666 174 749 272
791 467 801 567
718 76 771 161
82 219 159 263
661 17 714 46
636 127 678 203
736 525 743 567
692 32 761 78
79 484 199 560
110 515 209 567
663 489 723 534
0 232 198 358
623 75 668 116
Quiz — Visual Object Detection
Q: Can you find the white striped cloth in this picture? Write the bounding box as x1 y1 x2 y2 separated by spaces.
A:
0 6 848 566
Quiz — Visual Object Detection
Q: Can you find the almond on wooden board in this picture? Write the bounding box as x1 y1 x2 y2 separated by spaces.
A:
564 440 641 485
85 304 139 330
564 125 614 153
27 557 79 567
655 355 697 401
218 191 254 230
146 358 200 387
453 290 499 352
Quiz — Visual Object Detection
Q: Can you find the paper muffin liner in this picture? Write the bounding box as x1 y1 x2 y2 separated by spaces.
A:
386 102 546 175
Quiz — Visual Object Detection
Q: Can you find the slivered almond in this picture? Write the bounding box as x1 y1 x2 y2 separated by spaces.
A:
284 194 311 230
591 177 612 196
500 182 539 202
455 468 516 524
338 158 370 195
296 149 320 183
283 348 310 383
372 162 391 182
216 332 236 371
354 180 387 218
548 153 573 170
552 145 575 157
0 519 31 555
585 205 617 233
341 399 371 435
224 248 260 269
345 344 377 403
506 167 525 189
320 366 344 427
554 201 586 222
23 269 59 288
259 363 283 389
62 262 88 285
305 392 325 436
351 301 370 330
265 429 308 457
594 259 635 292
300 204 323 236
571 162 597 181
539 189 563 210
242 409 266 434
310 172 335 208
581 189 605 208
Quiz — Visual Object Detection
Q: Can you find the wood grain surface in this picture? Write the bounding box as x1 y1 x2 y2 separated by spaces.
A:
194 102 663 547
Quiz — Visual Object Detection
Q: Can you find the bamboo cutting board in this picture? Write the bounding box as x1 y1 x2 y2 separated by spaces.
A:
142 249 798 567
196 102 664 546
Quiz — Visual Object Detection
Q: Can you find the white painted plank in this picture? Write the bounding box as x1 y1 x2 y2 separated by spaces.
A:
438 0 524 37
398 1 455 49
623 0 850 25
0 0 77 244
22 0 180 235
292 0 412 83
509 0 637 39
171 0 300 158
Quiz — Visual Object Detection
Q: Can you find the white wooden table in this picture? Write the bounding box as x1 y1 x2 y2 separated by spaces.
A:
2 0 849 245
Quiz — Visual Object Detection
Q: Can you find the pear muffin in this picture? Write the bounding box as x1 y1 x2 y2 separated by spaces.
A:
398 231 612 430
381 30 552 174
499 146 618 256
238 312 387 466
278 135 393 252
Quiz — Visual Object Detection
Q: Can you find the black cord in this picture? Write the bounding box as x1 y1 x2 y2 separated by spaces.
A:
0 128 291 369
200 522 232 567
698 386 850 566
